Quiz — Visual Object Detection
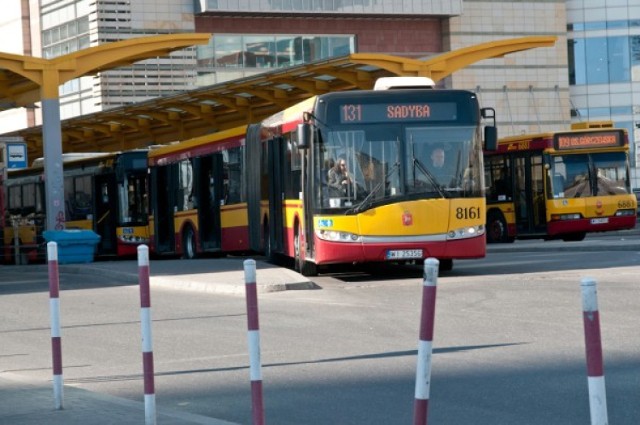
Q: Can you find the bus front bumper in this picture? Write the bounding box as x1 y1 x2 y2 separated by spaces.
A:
547 215 636 236
313 234 486 265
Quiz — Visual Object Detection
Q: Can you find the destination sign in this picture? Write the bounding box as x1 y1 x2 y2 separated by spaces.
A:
339 102 457 123
554 131 623 150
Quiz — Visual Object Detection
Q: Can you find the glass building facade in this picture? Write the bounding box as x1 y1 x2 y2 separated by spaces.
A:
196 34 355 85
566 1 640 179
196 0 462 15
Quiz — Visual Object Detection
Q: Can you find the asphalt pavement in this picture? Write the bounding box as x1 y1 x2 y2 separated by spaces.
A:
1 226 638 424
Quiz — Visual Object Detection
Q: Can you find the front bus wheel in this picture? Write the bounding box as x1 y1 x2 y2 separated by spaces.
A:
486 210 514 243
438 259 453 272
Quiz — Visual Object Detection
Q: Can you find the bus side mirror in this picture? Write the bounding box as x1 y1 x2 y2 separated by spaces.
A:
484 126 498 151
297 123 312 150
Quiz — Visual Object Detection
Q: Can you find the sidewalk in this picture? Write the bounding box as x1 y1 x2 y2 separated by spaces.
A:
61 256 317 294
0 373 239 425
2 256 313 425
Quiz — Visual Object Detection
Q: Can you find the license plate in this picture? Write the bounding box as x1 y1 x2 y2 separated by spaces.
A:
386 249 423 260
590 217 609 224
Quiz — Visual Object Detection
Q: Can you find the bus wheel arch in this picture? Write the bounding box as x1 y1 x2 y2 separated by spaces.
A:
182 224 197 259
486 209 513 243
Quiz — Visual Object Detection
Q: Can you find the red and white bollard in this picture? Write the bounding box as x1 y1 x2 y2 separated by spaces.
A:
580 277 608 425
244 259 265 425
414 258 439 425
47 241 64 410
138 245 156 425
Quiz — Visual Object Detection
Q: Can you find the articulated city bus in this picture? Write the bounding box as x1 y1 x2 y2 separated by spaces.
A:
484 122 637 243
148 77 497 274
1 150 149 263
147 126 249 260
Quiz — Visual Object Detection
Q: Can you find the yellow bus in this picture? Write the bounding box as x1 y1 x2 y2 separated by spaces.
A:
147 77 498 274
484 122 637 243
2 151 150 263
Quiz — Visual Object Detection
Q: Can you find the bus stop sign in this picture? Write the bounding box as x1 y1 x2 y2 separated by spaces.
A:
6 142 27 169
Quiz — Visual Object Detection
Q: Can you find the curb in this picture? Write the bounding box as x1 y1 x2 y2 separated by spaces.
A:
58 262 317 294
487 243 640 253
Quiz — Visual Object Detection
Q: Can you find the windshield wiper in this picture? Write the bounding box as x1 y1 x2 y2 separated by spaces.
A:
413 156 447 198
345 161 400 215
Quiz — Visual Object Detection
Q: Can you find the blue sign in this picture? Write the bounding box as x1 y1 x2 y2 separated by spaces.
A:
6 142 27 169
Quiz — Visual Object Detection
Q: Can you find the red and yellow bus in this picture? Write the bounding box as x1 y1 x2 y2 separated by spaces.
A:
1 151 149 263
484 122 637 243
148 77 497 274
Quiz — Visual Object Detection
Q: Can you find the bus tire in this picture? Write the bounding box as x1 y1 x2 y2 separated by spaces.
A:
562 232 586 242
486 210 509 243
439 259 453 272
263 221 275 263
294 226 317 277
182 226 197 259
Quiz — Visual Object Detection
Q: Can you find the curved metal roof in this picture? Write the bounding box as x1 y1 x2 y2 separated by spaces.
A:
1 36 556 159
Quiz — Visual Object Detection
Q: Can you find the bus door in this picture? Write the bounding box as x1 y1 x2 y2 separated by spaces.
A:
94 173 117 255
514 153 546 235
195 154 223 251
151 165 176 253
267 137 285 253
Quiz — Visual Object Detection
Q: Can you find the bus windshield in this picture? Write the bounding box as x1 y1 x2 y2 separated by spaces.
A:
315 124 483 211
549 151 630 199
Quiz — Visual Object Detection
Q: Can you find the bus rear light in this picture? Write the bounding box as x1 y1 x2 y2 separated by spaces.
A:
550 213 581 221
315 229 361 243
615 209 636 217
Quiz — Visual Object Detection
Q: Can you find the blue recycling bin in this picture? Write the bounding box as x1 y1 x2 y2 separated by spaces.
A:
43 230 101 264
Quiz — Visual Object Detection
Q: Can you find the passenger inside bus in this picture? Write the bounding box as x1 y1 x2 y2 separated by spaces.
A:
427 146 455 186
327 156 354 196
430 147 446 169
494 169 511 200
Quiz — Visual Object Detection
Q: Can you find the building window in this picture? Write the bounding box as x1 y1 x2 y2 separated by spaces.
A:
197 33 355 84
569 35 640 85
632 36 640 82
585 37 609 85
608 36 630 83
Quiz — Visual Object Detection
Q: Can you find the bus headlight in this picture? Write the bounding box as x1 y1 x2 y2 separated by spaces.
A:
446 224 485 240
315 229 361 242
550 213 581 221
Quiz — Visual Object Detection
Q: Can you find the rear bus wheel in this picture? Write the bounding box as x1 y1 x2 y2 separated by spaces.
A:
183 226 196 259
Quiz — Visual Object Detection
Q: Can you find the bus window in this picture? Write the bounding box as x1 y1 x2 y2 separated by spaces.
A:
178 159 194 211
223 147 243 204
554 154 591 198
592 152 629 195
486 156 511 202
118 174 148 225
318 127 400 208
8 185 23 213
406 126 480 197
285 133 302 199
65 175 92 220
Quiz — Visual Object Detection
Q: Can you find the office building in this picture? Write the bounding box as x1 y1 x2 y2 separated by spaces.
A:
566 0 640 185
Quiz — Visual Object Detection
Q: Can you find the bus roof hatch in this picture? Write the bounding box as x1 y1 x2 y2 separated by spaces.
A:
373 76 435 90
